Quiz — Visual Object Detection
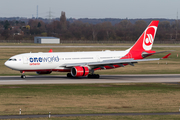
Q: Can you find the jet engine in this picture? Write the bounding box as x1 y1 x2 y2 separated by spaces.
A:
71 66 89 77
36 71 52 74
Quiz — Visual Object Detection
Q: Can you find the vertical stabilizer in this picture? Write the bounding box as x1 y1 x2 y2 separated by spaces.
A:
127 21 159 52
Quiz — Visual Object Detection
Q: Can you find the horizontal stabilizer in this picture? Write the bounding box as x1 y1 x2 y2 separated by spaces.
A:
142 50 173 55
142 50 173 58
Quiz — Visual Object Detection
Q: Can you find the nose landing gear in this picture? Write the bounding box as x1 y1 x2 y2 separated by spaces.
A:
20 71 26 79
21 75 26 79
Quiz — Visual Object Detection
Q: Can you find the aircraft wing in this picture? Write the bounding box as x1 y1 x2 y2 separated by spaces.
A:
65 58 160 68
65 53 171 68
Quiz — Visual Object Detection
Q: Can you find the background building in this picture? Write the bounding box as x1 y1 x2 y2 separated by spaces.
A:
34 37 60 44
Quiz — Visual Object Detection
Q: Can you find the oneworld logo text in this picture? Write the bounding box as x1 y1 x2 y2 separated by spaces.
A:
29 56 59 63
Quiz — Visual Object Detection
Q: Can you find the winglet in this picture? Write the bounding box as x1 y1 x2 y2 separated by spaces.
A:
49 49 53 53
162 53 171 59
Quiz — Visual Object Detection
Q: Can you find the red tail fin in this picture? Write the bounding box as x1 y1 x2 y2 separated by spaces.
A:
128 21 159 52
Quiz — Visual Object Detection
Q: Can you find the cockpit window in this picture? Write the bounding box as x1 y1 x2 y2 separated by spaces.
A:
8 59 17 61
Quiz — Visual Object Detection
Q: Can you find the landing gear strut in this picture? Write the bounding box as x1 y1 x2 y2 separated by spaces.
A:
20 71 26 79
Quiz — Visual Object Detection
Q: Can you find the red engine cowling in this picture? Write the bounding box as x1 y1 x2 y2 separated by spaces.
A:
71 66 89 77
36 71 52 74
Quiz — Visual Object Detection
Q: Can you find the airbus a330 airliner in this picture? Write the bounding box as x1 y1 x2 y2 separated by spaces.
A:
4 21 171 79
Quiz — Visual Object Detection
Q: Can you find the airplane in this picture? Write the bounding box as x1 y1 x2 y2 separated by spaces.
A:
4 20 171 79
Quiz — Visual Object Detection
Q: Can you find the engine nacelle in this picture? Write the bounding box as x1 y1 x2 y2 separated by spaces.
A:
36 71 52 74
71 66 89 77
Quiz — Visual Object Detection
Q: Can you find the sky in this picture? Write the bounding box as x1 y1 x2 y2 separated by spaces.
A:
0 0 180 19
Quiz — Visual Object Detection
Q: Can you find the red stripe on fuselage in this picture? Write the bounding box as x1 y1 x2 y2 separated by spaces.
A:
21 69 71 72
94 64 128 71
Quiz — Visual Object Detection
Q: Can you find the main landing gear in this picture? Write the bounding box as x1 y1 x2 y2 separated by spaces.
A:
67 71 100 79
20 71 26 79
66 73 100 78
88 69 100 78
67 73 73 78
87 74 100 78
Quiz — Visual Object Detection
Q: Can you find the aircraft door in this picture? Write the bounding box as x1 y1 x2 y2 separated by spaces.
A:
96 55 100 62
128 53 132 58
124 53 132 59
23 56 28 64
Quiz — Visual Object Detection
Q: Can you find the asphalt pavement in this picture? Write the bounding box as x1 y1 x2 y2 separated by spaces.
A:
0 74 180 85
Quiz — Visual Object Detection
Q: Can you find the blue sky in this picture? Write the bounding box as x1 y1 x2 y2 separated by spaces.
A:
0 0 179 19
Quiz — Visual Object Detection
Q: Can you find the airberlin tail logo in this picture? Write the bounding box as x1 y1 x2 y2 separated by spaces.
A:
145 34 153 45
143 26 157 51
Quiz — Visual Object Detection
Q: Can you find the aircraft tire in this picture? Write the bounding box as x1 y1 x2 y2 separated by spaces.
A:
88 74 100 79
67 73 73 78
21 75 26 79
95 74 100 78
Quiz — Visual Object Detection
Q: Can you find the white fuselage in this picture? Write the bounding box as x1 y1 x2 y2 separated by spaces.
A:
4 50 129 71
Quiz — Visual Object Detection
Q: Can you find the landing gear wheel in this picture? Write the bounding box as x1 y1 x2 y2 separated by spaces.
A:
95 74 100 78
21 75 26 79
67 73 73 78
88 74 100 79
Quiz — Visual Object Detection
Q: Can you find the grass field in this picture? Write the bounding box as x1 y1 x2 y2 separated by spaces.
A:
0 44 180 75
3 115 180 120
0 83 180 119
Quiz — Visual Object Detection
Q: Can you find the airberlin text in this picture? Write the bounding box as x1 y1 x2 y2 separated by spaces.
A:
29 56 59 65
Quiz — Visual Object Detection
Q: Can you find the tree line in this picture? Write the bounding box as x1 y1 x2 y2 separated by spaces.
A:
0 12 179 42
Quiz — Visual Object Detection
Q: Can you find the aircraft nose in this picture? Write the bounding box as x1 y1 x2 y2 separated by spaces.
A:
4 61 13 69
4 61 10 67
4 60 20 70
